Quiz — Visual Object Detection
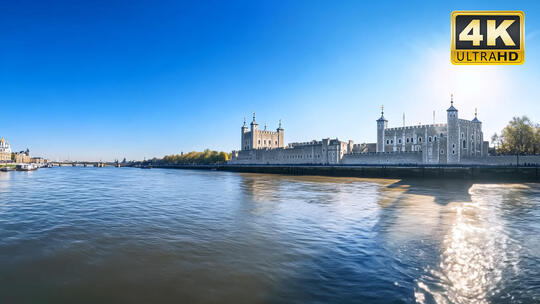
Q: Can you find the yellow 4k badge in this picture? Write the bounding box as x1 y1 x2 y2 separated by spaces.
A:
451 11 524 65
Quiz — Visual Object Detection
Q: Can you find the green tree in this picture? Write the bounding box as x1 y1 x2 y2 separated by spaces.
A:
498 116 539 155
159 149 230 165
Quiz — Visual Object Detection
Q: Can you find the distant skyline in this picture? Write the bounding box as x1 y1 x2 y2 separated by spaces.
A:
1 0 539 161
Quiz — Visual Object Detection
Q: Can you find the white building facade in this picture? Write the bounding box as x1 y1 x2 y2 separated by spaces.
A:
0 137 12 161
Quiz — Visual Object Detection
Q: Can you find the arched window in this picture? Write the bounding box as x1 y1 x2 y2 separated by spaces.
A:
418 137 422 142
434 136 437 142
428 136 432 142
398 139 402 144
441 149 444 154
463 140 466 148
406 138 410 143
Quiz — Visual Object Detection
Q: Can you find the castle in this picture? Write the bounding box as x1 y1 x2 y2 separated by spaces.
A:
231 113 352 165
374 95 487 164
241 113 285 150
229 96 537 166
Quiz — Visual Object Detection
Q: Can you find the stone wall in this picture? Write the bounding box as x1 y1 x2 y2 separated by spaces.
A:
460 155 540 166
230 138 348 165
231 147 324 165
457 119 484 158
341 151 423 165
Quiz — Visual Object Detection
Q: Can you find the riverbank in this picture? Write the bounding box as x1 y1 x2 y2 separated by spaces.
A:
148 164 539 181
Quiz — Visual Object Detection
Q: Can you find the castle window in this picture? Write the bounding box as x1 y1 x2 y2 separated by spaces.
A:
386 140 389 144
441 149 444 154
258 140 261 144
461 133 464 138
452 144 455 148
418 137 422 142
428 136 432 142
406 138 410 143
275 141 278 145
398 139 402 144
463 140 466 148
452 150 455 155
390 139 393 144
434 136 437 141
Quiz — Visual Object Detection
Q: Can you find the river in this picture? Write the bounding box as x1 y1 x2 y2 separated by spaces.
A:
0 167 538 303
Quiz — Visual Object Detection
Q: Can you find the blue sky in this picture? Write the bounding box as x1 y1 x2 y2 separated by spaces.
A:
1 0 539 161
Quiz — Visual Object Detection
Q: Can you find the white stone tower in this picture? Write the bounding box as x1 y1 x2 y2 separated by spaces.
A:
376 105 388 152
241 117 249 150
277 119 284 148
250 112 258 149
471 108 482 156
446 95 459 163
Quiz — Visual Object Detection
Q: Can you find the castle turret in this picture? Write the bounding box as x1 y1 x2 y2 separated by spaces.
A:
241 117 249 150
446 94 459 163
250 112 258 149
471 108 481 124
376 105 388 152
276 119 284 148
471 108 482 156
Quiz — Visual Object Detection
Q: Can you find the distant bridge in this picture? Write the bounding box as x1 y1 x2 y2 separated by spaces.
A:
50 161 125 167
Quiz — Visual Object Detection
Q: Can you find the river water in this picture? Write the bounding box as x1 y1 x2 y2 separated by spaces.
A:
0 167 538 303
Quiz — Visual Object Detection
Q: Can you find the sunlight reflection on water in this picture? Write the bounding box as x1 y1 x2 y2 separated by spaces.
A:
414 184 528 304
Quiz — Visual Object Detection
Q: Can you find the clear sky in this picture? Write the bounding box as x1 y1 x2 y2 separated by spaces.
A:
1 0 539 161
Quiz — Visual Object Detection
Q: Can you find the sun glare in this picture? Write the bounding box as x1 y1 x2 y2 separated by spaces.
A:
423 50 513 113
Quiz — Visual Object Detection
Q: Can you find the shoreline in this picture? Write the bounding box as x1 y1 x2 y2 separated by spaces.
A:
148 164 540 181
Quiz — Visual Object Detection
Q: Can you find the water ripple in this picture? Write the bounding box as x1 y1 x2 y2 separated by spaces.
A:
0 168 538 303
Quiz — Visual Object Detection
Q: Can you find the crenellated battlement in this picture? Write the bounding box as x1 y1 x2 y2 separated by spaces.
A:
386 123 447 131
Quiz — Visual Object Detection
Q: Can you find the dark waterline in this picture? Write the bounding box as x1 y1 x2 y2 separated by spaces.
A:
0 167 538 303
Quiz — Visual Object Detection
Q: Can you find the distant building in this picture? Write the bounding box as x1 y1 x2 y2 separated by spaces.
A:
30 157 48 164
13 148 31 163
229 96 540 166
231 138 353 165
231 114 354 165
373 95 487 164
241 113 285 150
0 137 12 162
